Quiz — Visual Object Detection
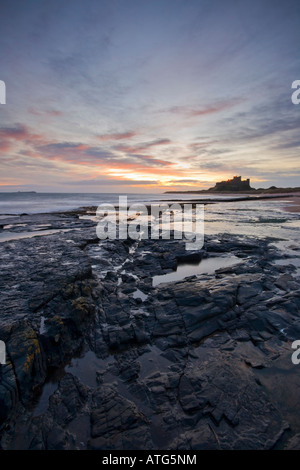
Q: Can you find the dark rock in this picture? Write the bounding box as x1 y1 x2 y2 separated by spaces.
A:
237 281 263 306
275 273 295 291
1 215 299 450
285 433 300 450
90 385 152 450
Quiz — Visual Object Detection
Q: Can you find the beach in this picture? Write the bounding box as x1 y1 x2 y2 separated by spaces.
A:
283 194 300 213
0 194 300 450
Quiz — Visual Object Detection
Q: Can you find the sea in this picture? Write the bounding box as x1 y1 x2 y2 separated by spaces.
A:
0 192 299 270
0 191 274 213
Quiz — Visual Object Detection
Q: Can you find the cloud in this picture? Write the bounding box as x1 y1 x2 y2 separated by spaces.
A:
0 123 174 178
97 131 138 141
0 140 12 152
114 138 172 154
63 177 158 186
28 108 63 117
32 140 174 170
0 123 45 144
169 179 200 184
199 161 228 170
141 138 171 148
34 142 118 165
0 124 31 140
125 153 173 167
272 140 300 150
224 98 299 144
166 98 244 118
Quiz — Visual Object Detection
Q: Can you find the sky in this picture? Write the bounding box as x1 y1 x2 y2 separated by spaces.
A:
0 0 299 193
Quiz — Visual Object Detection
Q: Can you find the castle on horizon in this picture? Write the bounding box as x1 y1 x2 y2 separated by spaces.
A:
209 175 253 192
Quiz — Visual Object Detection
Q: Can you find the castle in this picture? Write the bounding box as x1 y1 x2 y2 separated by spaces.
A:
209 176 252 192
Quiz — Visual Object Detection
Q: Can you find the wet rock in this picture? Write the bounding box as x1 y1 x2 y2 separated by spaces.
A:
90 385 152 450
285 433 300 450
237 281 263 306
275 273 297 292
1 214 300 450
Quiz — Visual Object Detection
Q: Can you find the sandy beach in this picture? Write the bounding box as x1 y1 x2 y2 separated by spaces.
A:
282 194 300 213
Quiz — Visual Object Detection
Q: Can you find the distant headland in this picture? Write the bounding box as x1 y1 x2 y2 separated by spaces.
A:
164 176 300 194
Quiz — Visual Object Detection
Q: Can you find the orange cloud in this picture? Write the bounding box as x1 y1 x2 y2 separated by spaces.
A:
0 124 198 188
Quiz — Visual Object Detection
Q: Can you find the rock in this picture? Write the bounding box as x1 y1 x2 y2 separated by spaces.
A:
285 433 300 450
237 281 263 306
1 215 299 450
6 322 47 402
90 385 152 450
275 273 295 291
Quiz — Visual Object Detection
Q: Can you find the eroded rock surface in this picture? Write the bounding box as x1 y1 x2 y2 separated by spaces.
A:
0 211 300 449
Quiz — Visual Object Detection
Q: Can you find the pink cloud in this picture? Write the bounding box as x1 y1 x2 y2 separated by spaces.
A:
169 98 244 117
0 124 46 144
28 108 63 117
32 142 174 170
0 140 12 152
97 131 138 141
0 124 178 183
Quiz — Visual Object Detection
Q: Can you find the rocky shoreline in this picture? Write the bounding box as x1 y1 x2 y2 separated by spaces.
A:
0 209 300 450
